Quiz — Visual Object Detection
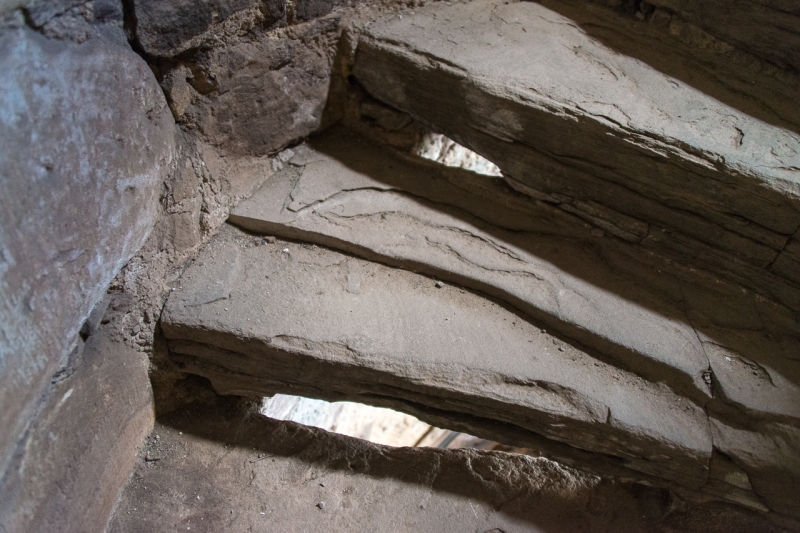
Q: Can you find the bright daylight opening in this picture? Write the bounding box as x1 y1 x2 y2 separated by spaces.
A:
415 133 503 177
261 394 534 453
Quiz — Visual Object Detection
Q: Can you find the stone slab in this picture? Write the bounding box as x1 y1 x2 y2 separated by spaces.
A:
132 0 285 58
350 0 800 307
0 294 155 533
107 394 788 533
0 27 175 477
163 15 341 156
229 130 800 425
536 0 800 136
645 0 800 72
710 417 800 520
162 224 714 490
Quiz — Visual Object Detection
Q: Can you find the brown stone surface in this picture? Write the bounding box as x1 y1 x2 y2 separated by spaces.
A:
230 129 800 429
161 223 721 494
159 15 342 156
108 392 789 533
351 0 800 311
708 417 800 520
643 0 800 72
132 0 285 58
538 0 800 136
0 294 155 533
0 26 175 477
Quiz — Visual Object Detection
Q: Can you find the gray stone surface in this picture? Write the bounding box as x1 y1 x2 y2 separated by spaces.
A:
351 0 800 310
161 15 341 156
644 0 800 72
229 130 800 428
132 0 285 58
709 417 800 520
0 294 155 533
162 224 722 495
7 0 128 45
108 394 789 533
0 27 175 477
537 0 800 136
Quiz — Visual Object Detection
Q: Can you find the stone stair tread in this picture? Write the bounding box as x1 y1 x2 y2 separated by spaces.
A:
162 223 713 489
350 0 800 310
229 130 800 424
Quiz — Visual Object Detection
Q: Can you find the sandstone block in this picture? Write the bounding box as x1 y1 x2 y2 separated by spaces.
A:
230 130 800 427
351 0 800 310
162 224 714 491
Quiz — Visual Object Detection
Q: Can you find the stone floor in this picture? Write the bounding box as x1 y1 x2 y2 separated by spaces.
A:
109 383 788 533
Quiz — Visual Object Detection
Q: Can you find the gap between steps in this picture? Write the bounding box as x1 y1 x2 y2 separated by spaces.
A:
261 393 535 455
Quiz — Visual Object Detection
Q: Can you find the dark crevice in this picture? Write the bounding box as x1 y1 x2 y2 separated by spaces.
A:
121 0 147 58
19 7 41 31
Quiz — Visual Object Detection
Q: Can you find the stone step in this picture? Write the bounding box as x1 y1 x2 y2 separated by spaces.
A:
229 129 800 427
162 223 716 493
350 0 800 312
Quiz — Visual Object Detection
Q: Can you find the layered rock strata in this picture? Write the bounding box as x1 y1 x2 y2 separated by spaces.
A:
229 131 800 426
350 0 800 312
160 129 800 519
163 223 716 488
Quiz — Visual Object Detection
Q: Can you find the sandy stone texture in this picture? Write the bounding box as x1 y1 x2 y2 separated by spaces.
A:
108 391 789 533
351 0 800 311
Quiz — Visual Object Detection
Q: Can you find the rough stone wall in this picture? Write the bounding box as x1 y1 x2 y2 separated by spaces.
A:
1 0 799 530
0 3 178 530
0 0 174 489
0 0 389 529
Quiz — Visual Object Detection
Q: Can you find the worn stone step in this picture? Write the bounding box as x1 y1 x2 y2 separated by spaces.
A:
350 0 800 312
229 130 800 427
162 223 716 493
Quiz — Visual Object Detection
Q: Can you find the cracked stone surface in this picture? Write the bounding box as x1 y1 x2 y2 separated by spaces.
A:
222 129 800 518
230 131 710 406
230 129 800 428
350 0 800 312
162 223 716 491
108 392 790 533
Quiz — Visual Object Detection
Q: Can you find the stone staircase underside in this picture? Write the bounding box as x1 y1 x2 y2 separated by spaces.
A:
163 128 800 520
161 0 800 521
351 0 800 313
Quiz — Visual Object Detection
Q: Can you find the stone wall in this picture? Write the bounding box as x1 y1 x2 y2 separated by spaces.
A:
0 3 177 530
1 0 799 530
0 0 366 528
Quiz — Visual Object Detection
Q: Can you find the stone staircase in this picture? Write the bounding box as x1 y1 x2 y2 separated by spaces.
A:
160 0 800 524
353 0 800 311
